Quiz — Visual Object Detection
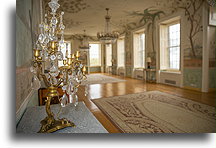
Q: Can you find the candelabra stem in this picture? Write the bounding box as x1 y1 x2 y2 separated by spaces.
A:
38 87 75 133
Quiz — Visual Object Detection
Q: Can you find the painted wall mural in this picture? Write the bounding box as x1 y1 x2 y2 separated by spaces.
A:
208 26 216 89
129 8 165 53
125 31 133 77
110 0 214 91
174 0 204 59
156 0 205 59
129 8 165 68
169 0 205 90
155 0 210 90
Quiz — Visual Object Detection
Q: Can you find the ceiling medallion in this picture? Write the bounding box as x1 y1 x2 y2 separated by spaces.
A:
97 8 119 44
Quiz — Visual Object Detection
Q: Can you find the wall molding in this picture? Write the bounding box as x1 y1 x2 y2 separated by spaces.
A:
16 89 34 125
202 4 209 92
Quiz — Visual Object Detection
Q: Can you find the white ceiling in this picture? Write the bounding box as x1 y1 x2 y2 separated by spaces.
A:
44 0 160 36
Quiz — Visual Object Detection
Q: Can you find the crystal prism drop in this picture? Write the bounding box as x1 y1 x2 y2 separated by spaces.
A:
66 80 74 95
60 24 65 30
50 54 56 61
57 51 63 60
60 93 68 107
50 63 58 72
62 85 67 91
38 34 45 44
30 66 36 74
51 17 58 25
66 85 71 95
74 95 78 106
69 94 73 104
59 39 64 48
44 36 49 44
31 75 41 90
50 64 59 77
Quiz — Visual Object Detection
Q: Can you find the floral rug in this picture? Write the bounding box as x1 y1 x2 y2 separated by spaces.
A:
82 74 125 85
93 91 216 133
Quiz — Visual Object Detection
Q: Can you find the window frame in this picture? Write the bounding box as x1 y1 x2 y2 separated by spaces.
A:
89 43 102 67
167 23 181 71
160 19 181 72
106 44 112 67
117 37 125 68
133 30 146 69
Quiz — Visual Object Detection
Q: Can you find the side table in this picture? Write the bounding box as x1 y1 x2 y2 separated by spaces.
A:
143 68 156 83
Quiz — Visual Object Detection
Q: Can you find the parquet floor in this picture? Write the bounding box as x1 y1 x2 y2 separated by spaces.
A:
77 73 216 133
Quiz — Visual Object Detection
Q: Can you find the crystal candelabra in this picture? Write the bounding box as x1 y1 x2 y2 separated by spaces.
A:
30 0 88 133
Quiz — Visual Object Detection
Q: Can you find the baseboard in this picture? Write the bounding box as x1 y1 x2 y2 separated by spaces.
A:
16 90 34 125
208 88 216 92
183 86 202 92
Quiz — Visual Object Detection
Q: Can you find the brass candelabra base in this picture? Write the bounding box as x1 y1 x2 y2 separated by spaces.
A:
38 86 75 133
38 116 75 133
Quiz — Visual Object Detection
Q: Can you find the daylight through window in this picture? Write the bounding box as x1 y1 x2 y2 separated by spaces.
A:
89 43 101 66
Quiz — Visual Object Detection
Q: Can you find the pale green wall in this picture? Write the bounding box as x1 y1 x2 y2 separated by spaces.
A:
16 0 41 124
209 68 216 89
90 67 101 73
183 68 202 89
208 26 216 90
16 15 32 67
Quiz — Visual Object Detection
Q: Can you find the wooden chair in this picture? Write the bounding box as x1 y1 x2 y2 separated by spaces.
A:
38 87 64 106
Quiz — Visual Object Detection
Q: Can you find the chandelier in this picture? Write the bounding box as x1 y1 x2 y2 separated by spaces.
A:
97 8 119 44
31 0 88 133
79 30 90 50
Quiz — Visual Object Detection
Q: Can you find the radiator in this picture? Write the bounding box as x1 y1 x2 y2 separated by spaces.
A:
137 75 143 80
119 72 124 76
164 79 176 85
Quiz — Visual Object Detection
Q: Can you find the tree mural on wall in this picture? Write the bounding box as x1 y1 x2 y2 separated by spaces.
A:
120 22 137 34
129 8 165 52
171 0 205 58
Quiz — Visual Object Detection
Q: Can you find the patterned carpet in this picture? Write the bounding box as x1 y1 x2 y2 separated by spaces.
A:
93 91 216 133
82 74 125 85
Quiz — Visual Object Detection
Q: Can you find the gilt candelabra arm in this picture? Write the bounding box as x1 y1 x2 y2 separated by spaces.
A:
54 78 64 87
83 75 87 80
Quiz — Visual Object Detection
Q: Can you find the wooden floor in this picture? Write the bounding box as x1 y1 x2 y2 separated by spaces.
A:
77 73 216 133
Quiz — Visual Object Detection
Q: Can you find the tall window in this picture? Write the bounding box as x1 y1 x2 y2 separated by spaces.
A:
59 41 71 67
89 43 101 66
106 44 112 66
117 38 125 67
160 20 180 71
134 32 145 68
168 23 180 70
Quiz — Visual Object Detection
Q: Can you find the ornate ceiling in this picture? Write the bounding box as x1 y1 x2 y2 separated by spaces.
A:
44 0 160 36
